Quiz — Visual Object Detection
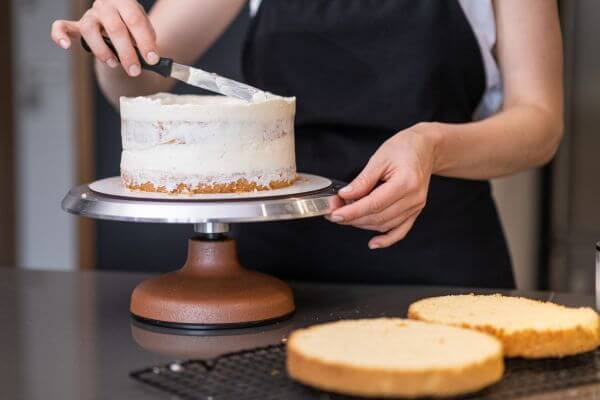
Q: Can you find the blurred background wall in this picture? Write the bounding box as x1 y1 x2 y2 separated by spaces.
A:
8 0 78 270
549 0 600 293
1 0 597 292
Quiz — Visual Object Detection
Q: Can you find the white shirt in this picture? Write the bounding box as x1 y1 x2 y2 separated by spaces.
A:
458 0 502 119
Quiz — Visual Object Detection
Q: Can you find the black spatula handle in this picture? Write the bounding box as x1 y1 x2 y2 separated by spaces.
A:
80 36 173 77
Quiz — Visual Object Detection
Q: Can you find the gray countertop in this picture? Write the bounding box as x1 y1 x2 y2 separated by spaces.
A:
0 268 595 400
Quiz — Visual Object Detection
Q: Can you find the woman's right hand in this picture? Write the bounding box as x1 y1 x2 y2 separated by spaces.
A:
51 0 160 77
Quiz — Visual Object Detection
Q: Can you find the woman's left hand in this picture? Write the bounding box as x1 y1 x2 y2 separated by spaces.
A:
327 123 437 249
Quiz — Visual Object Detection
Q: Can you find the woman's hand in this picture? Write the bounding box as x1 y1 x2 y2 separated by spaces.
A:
328 123 438 249
51 0 159 77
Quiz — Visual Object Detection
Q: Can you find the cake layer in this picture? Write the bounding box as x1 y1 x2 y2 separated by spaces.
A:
119 93 297 194
120 93 295 122
121 131 294 175
121 136 296 193
121 119 293 150
408 294 600 358
122 168 295 194
287 319 504 398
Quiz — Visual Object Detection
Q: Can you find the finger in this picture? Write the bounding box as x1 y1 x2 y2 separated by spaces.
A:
353 207 418 233
78 13 119 67
345 201 421 231
325 195 346 215
337 157 387 201
369 213 419 249
51 20 80 49
331 179 406 223
117 1 159 64
99 7 141 76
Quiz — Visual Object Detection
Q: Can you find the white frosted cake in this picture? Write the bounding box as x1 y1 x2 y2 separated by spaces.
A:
119 93 297 193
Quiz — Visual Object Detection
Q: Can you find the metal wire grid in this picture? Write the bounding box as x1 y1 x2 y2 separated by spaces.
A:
131 345 600 400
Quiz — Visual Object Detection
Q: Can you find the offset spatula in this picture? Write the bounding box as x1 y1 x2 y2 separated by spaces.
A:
81 37 266 101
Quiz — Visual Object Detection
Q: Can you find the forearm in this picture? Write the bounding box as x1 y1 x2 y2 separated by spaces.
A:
428 104 563 179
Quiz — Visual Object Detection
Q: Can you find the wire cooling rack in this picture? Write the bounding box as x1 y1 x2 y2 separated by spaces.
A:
130 344 600 400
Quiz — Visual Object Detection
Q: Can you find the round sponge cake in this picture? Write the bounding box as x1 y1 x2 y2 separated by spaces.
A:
120 93 296 194
286 318 503 398
408 294 600 358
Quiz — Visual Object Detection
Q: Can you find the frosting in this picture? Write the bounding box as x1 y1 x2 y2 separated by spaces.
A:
119 93 297 193
121 133 294 176
121 119 293 150
120 93 295 122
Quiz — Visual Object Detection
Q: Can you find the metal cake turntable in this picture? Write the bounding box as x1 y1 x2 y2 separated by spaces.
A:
62 173 342 330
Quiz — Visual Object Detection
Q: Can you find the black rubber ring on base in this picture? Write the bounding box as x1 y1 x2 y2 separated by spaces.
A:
130 311 295 331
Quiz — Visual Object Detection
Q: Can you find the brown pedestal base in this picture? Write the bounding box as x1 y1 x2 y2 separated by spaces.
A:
130 237 295 329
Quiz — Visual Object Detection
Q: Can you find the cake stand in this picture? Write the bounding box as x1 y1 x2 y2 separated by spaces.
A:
62 174 342 330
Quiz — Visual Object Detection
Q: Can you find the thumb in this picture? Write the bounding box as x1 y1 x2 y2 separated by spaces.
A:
338 157 386 200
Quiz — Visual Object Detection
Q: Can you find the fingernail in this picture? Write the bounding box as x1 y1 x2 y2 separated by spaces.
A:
147 51 159 64
59 39 69 49
128 64 141 76
107 58 118 68
329 214 344 223
369 243 380 250
339 185 353 194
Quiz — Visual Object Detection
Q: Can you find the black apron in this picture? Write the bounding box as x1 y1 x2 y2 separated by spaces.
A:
235 0 514 288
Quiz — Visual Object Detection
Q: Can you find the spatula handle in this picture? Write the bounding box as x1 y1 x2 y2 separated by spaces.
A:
80 36 173 78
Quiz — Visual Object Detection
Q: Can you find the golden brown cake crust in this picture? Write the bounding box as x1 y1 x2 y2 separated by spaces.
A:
409 308 600 359
287 347 503 398
407 295 600 359
286 320 504 398
122 177 294 194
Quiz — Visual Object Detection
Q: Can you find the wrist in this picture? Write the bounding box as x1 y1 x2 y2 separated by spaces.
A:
414 122 446 174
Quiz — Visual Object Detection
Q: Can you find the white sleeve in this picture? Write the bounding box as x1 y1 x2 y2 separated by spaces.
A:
249 0 263 17
458 0 503 119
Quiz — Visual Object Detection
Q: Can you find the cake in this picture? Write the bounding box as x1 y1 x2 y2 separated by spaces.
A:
408 294 600 358
286 318 504 398
119 93 297 194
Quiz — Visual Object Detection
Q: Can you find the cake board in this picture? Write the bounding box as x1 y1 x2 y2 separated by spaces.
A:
62 173 343 330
